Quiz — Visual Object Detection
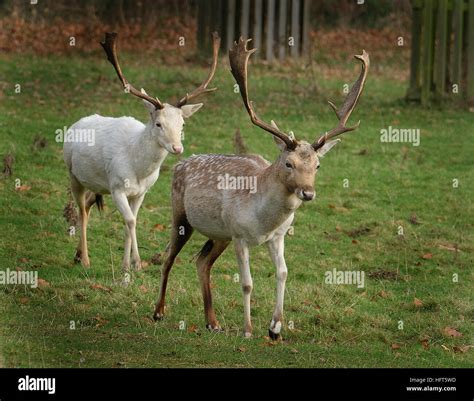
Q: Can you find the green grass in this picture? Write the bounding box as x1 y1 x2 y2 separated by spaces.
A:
0 52 473 368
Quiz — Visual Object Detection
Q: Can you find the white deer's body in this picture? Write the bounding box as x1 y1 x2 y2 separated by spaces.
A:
64 114 167 197
64 31 219 274
64 102 202 272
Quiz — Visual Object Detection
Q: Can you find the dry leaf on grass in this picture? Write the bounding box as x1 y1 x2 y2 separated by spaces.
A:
90 283 112 293
152 224 166 231
420 339 429 349
391 343 401 350
16 185 31 192
443 327 462 337
150 253 164 265
37 278 50 288
414 298 423 308
453 345 472 353
421 253 433 260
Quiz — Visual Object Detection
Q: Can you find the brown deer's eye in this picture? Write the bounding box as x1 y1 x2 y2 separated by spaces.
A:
156 122 162 128
285 162 293 169
316 164 320 170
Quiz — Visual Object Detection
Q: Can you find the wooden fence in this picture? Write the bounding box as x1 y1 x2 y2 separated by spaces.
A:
197 0 311 61
406 0 474 105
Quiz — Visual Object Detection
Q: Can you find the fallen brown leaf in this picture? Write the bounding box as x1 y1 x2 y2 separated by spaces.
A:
37 278 50 287
421 253 433 260
16 185 31 192
391 343 401 350
152 224 166 231
89 283 112 293
139 285 148 293
443 327 462 338
414 298 423 308
150 253 164 265
453 345 472 353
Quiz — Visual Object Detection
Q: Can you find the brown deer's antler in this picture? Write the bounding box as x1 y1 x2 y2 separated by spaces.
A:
229 37 296 150
175 32 221 107
313 50 370 151
100 32 165 110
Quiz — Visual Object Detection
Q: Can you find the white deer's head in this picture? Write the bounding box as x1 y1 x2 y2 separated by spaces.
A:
141 94 203 154
101 32 220 155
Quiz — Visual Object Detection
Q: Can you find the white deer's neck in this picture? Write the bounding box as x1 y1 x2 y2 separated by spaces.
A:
129 121 168 179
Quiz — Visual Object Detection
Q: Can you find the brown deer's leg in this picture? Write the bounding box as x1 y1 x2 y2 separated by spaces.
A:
153 215 193 320
196 239 230 331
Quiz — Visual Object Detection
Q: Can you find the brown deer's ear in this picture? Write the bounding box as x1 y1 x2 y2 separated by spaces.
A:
273 135 286 151
316 139 340 157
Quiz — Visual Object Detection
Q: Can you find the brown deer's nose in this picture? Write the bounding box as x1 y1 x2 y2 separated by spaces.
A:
302 190 315 201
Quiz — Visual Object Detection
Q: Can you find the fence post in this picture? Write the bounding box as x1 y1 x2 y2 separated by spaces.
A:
290 0 300 57
407 0 423 101
266 0 276 62
226 0 236 52
467 0 474 104
420 0 434 105
451 0 464 97
434 0 448 97
302 0 311 57
240 0 250 40
253 0 263 57
278 0 288 60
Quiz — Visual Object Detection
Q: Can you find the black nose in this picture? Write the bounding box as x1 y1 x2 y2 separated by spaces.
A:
302 190 315 201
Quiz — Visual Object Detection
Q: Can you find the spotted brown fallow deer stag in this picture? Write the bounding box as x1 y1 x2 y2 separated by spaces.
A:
153 38 369 339
64 32 220 274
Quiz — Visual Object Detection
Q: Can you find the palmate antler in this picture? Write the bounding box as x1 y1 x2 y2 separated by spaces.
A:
229 38 296 150
176 32 221 107
313 50 370 151
101 32 221 109
101 32 165 109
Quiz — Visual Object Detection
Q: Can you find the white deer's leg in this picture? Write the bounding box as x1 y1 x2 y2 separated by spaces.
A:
111 191 140 272
128 194 145 271
234 238 253 337
70 176 90 268
267 235 287 340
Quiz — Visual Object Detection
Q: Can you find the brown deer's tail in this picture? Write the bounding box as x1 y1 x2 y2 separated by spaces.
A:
95 194 104 212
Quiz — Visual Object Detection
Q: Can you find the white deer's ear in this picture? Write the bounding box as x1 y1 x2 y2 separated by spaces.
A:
317 139 340 157
141 88 155 113
181 103 203 118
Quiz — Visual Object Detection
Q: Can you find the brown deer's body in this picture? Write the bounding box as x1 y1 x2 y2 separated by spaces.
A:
177 154 299 244
153 38 369 339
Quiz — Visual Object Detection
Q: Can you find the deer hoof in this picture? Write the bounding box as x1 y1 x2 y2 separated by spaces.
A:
132 259 142 271
268 329 280 341
206 324 223 332
243 331 252 339
74 249 82 264
153 312 164 321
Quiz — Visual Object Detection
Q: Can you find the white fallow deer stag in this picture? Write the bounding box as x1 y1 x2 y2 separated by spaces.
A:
153 38 369 339
63 32 220 275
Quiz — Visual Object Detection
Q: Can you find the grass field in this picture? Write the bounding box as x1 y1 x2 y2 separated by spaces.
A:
0 49 473 368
